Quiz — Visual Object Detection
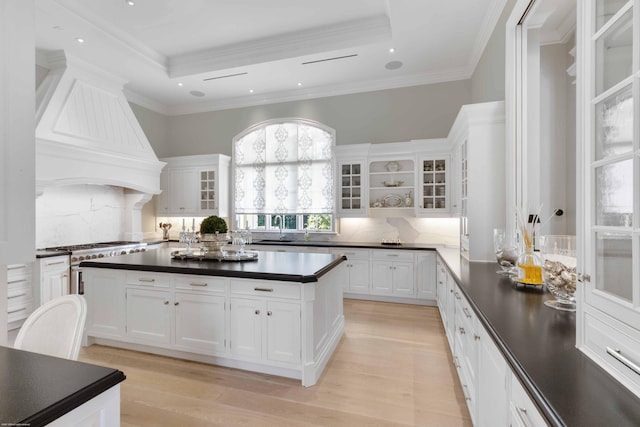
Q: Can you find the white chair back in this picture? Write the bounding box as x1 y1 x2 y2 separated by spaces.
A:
14 294 87 360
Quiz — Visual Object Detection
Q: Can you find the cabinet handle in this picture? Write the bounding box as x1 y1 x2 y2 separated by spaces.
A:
255 309 260 315
254 287 273 292
454 292 461 300
512 405 532 427
463 307 471 318
449 289 453 293
163 301 169 305
459 327 465 335
267 311 272 316
343 252 355 256
174 302 179 306
607 347 640 376
139 278 155 283
47 261 67 266
474 335 480 341
386 254 399 257
189 282 208 287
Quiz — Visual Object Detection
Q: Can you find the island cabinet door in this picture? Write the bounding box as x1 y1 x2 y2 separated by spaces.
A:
126 288 171 345
229 297 263 360
266 301 301 364
174 292 226 354
391 262 415 296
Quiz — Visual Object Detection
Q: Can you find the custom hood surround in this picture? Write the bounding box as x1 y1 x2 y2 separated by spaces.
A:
36 50 165 193
35 50 165 241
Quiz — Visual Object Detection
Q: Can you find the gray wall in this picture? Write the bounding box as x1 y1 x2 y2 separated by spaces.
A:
471 0 517 103
144 80 472 157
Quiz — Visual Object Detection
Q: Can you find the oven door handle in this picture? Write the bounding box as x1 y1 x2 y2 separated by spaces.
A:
70 265 82 295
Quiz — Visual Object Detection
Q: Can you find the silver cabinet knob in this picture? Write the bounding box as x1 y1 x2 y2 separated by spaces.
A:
164 301 169 305
174 301 179 306
255 309 260 315
267 311 272 316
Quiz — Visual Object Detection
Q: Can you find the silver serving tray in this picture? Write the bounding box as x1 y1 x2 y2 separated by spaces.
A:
171 250 259 262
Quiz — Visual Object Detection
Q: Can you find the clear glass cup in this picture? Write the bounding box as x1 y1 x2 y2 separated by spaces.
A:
540 235 577 311
493 228 518 276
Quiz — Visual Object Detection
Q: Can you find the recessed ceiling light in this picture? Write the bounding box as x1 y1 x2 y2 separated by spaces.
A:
126 0 135 5
249 89 254 93
389 48 395 53
297 82 303 87
75 37 85 44
177 82 183 87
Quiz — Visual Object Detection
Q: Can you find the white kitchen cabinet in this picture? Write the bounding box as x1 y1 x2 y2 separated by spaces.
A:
6 263 33 330
416 156 450 215
575 0 640 399
477 324 508 427
175 292 226 354
84 269 126 339
370 251 414 297
174 274 227 354
157 154 230 217
36 255 70 306
415 252 436 299
167 168 198 215
330 248 370 294
448 102 505 261
453 282 479 424
229 297 301 365
337 158 367 217
125 287 171 345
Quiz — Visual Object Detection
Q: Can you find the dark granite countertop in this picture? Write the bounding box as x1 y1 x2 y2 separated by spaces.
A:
439 256 640 427
0 346 125 426
80 248 345 283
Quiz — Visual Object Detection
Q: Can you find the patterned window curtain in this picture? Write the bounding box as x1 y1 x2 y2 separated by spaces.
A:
234 121 334 214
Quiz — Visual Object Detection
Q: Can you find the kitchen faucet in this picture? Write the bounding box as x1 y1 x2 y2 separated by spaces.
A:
274 215 285 240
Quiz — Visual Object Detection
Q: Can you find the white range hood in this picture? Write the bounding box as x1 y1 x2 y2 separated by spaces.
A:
35 50 166 242
35 50 165 195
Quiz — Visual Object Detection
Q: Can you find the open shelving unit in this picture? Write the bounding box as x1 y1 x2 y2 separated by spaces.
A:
368 159 415 210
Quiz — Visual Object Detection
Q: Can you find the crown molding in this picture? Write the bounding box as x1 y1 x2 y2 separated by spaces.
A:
168 15 392 78
467 0 508 76
38 0 167 71
124 88 171 116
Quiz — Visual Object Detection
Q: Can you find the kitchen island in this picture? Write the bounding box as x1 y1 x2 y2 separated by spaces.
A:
81 248 345 386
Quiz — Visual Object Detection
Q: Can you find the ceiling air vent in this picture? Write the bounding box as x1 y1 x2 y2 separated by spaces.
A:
302 54 358 65
203 72 248 81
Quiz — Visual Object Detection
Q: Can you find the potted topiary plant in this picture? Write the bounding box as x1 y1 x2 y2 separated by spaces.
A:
199 215 228 251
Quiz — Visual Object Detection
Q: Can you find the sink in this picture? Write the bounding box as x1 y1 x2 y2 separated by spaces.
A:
255 239 295 243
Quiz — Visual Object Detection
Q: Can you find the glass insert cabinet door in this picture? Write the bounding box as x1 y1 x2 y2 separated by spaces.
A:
579 0 639 331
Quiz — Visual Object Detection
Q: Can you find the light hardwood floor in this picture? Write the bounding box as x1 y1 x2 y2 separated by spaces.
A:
79 299 472 426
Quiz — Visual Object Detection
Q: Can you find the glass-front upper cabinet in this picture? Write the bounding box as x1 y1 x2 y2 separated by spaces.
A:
337 159 367 217
578 0 640 397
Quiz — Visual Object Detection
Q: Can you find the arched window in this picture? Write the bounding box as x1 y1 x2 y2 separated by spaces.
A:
233 119 335 232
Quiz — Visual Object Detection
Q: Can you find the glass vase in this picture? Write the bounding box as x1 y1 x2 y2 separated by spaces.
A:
515 246 545 286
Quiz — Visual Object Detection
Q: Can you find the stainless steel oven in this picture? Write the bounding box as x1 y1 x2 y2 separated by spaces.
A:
49 242 147 294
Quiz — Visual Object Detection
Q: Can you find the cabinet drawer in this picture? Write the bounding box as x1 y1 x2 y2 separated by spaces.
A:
330 248 369 260
371 250 414 262
175 274 226 293
7 263 32 280
583 309 640 393
230 279 300 300
8 279 32 300
126 272 171 288
41 256 70 271
510 373 548 427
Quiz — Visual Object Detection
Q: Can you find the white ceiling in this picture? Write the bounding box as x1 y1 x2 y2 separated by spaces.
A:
35 0 509 115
